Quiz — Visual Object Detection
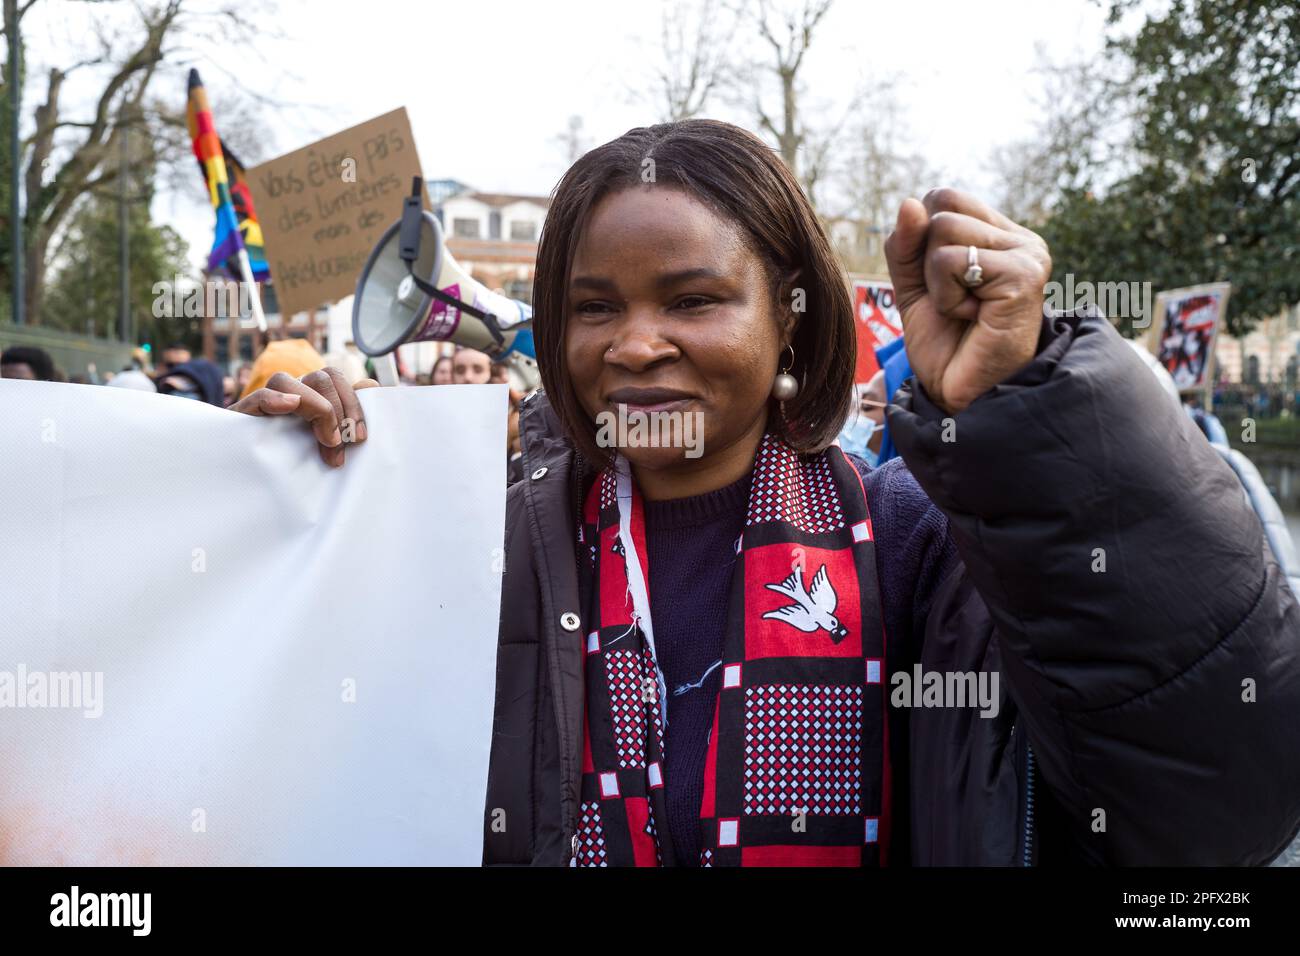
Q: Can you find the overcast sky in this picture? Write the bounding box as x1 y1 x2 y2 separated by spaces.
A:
23 0 1112 272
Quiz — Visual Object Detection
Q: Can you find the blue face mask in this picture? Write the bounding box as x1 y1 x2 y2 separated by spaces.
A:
838 416 880 468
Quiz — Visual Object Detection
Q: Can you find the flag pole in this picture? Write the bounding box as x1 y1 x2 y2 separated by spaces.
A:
236 247 268 333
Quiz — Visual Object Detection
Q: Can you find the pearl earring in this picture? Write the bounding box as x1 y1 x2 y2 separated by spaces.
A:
772 345 799 401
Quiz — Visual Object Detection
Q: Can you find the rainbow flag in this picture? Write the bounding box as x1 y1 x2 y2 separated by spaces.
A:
220 142 269 280
185 69 270 280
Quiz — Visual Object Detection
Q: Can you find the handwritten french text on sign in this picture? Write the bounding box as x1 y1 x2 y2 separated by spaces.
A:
247 108 426 317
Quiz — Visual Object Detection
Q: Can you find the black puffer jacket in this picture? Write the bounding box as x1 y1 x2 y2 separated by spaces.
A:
483 310 1300 865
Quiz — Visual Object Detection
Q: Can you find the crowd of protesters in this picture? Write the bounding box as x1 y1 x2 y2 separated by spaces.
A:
1 340 509 401
1 339 524 477
3 334 1295 490
1216 381 1300 420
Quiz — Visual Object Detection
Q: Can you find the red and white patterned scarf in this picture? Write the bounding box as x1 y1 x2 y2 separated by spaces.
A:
574 434 890 866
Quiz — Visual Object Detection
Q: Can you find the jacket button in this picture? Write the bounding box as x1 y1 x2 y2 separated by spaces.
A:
531 467 548 480
559 612 580 632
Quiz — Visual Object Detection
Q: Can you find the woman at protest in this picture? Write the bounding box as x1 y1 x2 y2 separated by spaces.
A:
232 120 1300 866
431 355 454 386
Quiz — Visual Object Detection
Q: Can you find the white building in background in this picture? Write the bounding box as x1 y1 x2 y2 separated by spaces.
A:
438 191 549 300
1216 303 1300 386
822 215 889 276
440 192 548 247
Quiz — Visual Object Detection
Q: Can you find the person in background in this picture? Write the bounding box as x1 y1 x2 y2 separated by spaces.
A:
127 347 152 374
239 339 326 401
321 340 369 387
837 369 887 464
1 346 56 381
234 363 254 400
157 343 193 377
431 355 454 385
490 360 526 482
873 334 913 465
838 334 913 468
1183 395 1230 447
506 389 524 484
452 347 492 384
156 358 224 405
107 369 157 392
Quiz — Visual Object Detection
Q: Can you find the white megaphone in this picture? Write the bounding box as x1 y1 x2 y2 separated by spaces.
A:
352 177 537 378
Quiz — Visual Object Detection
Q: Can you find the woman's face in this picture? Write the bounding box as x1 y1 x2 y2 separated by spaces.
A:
452 349 491 384
432 358 453 386
565 186 788 487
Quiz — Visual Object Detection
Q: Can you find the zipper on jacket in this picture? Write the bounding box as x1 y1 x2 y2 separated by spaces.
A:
1022 742 1037 866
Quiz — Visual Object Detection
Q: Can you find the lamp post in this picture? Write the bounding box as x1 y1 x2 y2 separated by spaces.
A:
6 0 23 326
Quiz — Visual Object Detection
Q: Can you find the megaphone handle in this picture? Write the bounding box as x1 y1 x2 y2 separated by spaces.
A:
399 178 426 263
372 353 400 387
405 266 507 349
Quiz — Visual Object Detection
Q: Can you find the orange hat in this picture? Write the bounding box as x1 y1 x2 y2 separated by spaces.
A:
240 339 327 399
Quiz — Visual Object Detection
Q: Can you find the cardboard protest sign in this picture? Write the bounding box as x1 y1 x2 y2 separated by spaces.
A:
248 108 427 318
851 279 903 384
1148 282 1231 392
0 381 507 864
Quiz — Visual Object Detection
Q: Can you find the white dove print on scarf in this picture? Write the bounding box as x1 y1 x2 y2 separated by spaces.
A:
761 564 850 643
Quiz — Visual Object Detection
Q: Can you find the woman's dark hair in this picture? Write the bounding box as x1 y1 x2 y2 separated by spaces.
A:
533 119 855 468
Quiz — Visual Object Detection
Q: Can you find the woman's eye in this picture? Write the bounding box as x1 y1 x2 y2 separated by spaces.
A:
575 301 615 317
674 295 714 311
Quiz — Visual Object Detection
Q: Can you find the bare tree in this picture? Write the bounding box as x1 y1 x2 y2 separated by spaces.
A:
17 1 181 326
743 0 834 181
796 86 871 212
985 47 1108 229
651 0 736 122
832 90 939 273
4 0 277 325
551 113 588 168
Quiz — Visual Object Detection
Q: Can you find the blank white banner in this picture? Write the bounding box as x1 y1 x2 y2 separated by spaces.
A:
0 380 507 865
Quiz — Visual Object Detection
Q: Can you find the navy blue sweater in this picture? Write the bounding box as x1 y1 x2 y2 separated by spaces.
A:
643 455 958 866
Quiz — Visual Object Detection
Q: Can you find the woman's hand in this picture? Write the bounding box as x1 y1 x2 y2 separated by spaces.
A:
884 188 1051 415
230 367 379 467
